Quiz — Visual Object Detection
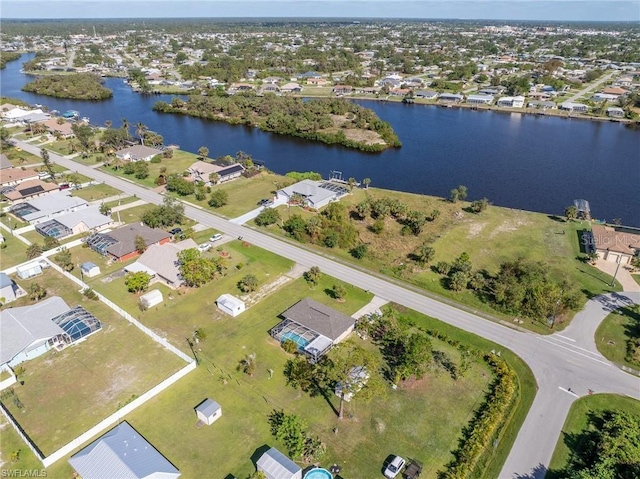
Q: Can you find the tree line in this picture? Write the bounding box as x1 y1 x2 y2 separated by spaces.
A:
22 73 113 100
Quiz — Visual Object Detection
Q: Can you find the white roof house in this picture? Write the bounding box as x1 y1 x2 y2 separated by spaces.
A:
13 193 89 225
125 239 197 288
0 272 26 304
497 96 525 108
216 294 246 317
276 179 348 210
467 94 494 105
36 205 114 239
257 447 302 479
195 398 222 426
114 145 163 162
69 421 181 479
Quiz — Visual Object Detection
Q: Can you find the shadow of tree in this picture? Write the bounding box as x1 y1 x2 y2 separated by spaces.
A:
511 463 548 479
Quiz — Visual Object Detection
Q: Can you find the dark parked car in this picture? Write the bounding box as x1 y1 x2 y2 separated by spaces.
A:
258 198 274 207
169 227 182 236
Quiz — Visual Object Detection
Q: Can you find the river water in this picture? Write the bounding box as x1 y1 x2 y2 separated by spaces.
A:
2 54 638 225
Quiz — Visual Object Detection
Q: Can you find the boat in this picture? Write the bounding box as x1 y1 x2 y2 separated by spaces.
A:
62 110 79 119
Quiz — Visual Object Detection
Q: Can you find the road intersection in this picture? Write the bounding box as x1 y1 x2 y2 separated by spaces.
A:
14 140 640 478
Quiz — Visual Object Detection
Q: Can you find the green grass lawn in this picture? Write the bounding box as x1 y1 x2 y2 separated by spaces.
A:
2 147 42 166
633 274 640 287
0 415 45 473
18 229 44 245
547 394 640 478
0 233 28 269
184 172 289 218
71 183 121 201
111 203 155 223
1 268 186 456
595 304 640 370
0 213 29 230
258 188 621 333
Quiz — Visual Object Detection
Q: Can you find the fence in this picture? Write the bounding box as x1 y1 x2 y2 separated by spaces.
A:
0 401 45 463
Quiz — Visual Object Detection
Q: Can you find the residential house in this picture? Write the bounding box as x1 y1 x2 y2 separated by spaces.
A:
1 297 102 368
528 100 557 110
606 107 625 118
560 102 588 113
497 96 525 108
299 71 322 79
229 82 254 93
3 180 66 204
592 93 619 102
37 118 75 138
114 145 163 162
332 85 353 95
590 224 640 265
466 94 494 105
271 298 356 363
390 88 411 97
601 86 627 97
0 167 40 187
10 193 88 224
124 238 197 288
69 422 180 479
414 90 438 100
276 179 348 210
85 223 171 262
260 84 281 94
438 93 464 103
0 272 26 304
187 160 245 184
306 77 328 86
35 205 114 239
280 82 302 93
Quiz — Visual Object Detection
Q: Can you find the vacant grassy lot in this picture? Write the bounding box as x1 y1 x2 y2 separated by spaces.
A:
0 233 28 269
0 212 29 230
1 147 42 166
0 268 186 456
259 187 620 332
547 394 640 478
0 415 45 473
71 183 121 201
595 304 640 369
110 203 155 223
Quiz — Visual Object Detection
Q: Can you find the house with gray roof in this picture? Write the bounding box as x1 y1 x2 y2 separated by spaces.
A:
115 145 163 162
271 298 356 363
0 297 67 367
0 272 26 305
35 205 114 239
86 223 172 262
11 192 88 224
276 180 348 210
125 238 197 288
69 421 181 479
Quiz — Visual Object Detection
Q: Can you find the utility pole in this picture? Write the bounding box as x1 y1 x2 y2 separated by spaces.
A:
610 255 622 287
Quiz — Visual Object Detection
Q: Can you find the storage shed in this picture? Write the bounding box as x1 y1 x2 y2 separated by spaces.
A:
257 447 302 479
16 262 42 280
195 398 222 426
81 262 101 278
140 289 163 309
216 294 246 317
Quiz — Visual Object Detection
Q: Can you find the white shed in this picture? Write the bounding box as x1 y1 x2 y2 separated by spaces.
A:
257 447 302 479
195 398 222 426
16 262 42 280
81 262 101 278
216 294 246 317
140 289 163 309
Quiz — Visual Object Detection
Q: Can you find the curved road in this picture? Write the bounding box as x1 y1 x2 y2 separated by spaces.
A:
16 140 640 478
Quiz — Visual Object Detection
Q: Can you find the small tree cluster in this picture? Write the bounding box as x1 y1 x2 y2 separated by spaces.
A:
255 208 280 226
125 271 151 293
53 247 74 271
141 197 185 228
208 189 229 208
123 161 149 179
449 185 468 203
268 409 326 462
238 274 259 293
303 266 321 288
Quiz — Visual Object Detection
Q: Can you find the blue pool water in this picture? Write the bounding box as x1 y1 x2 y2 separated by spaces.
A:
304 468 333 479
281 331 310 349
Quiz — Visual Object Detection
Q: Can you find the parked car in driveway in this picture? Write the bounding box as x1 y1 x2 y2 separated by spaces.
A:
384 455 405 479
197 242 212 252
258 198 274 207
169 227 182 236
209 233 223 242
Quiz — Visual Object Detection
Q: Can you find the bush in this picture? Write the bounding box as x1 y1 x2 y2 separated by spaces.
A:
255 207 281 226
238 274 259 293
150 155 162 163
282 339 298 354
350 244 368 259
82 287 99 300
208 189 229 208
470 198 489 213
370 218 385 234
434 261 451 275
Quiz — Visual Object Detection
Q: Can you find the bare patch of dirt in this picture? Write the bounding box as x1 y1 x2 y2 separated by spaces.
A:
96 364 137 403
490 216 530 238
467 221 487 238
399 376 429 391
242 274 292 306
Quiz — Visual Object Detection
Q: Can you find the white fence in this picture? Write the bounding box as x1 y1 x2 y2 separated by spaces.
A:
1 258 197 467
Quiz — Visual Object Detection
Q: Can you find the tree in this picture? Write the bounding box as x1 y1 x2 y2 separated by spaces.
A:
99 203 112 216
136 122 148 145
332 284 347 301
238 274 259 293
347 177 357 191
303 266 322 288
178 248 222 287
449 185 468 203
134 235 147 254
323 341 378 419
564 205 578 221
350 244 368 259
198 146 209 159
255 208 281 226
449 270 470 291
43 235 60 251
268 409 306 458
470 198 489 213
413 243 435 266
27 282 46 301
208 189 228 208
362 177 371 189
71 123 93 151
53 247 74 271
208 172 219 185
393 332 432 381
26 243 43 259
125 271 151 293
40 148 55 180
141 196 185 228
238 353 256 376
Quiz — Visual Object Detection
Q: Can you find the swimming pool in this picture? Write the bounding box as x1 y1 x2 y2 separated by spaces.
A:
304 468 333 479
281 331 310 349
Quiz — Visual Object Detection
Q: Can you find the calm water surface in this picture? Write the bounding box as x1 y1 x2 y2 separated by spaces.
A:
2 54 638 225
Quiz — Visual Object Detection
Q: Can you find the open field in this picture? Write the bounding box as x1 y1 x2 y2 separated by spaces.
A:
70 183 121 201
0 268 186 456
595 304 640 370
110 203 156 223
0 233 28 269
1 147 42 166
257 186 621 333
547 394 640 478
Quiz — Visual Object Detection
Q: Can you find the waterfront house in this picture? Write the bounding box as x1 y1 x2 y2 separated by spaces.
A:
415 90 438 100
276 179 348 210
528 100 557 110
497 96 525 108
590 224 640 266
38 118 75 138
466 94 494 105
187 160 244 184
438 93 464 103
114 145 163 162
332 85 353 95
560 102 588 113
606 107 625 118
280 82 302 93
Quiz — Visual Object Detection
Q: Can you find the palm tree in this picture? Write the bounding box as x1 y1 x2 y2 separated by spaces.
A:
136 122 148 146
362 177 371 189
121 117 130 139
198 146 209 160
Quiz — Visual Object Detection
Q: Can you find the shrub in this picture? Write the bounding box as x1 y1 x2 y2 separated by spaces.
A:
150 155 162 163
282 339 298 354
434 261 451 275
238 274 259 293
26 243 43 259
350 244 368 259
255 207 281 226
370 218 385 234
208 189 229 208
82 287 99 300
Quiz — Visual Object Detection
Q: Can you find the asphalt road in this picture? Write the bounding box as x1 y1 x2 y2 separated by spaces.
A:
16 140 640 478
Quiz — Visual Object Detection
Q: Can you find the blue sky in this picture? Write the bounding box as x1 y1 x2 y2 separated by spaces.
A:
2 0 639 21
